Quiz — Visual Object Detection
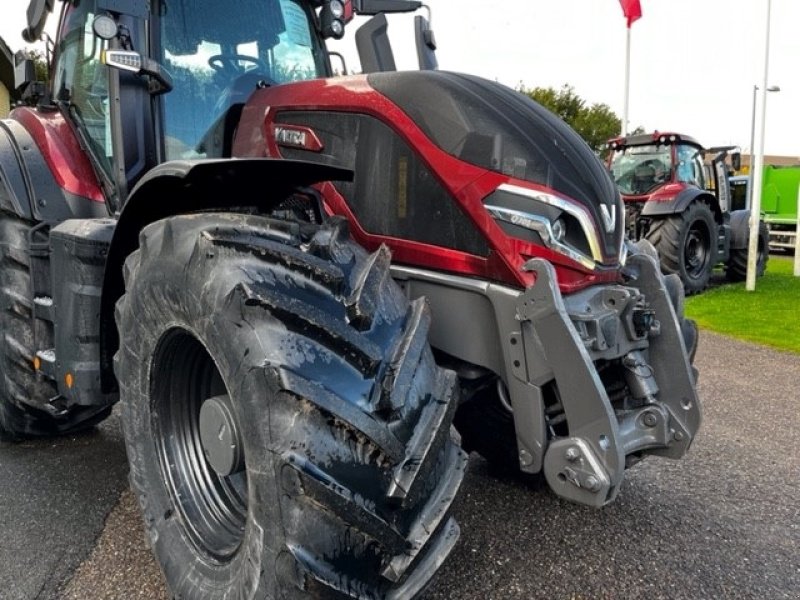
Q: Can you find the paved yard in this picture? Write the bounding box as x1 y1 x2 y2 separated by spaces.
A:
1 330 797 599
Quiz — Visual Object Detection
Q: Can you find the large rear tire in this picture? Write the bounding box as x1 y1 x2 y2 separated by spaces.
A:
0 210 111 441
646 201 717 294
115 214 466 599
726 221 769 282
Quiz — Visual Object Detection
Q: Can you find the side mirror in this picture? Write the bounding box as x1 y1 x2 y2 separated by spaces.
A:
102 50 174 95
414 14 437 70
13 50 47 105
14 51 36 92
354 0 421 15
22 0 55 43
731 152 741 172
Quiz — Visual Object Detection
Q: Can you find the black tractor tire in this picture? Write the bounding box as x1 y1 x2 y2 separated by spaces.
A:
115 214 466 599
628 241 699 364
453 378 543 486
726 221 770 282
646 201 717 294
0 210 111 441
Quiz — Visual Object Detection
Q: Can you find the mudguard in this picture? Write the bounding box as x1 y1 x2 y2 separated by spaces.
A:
0 120 34 219
98 158 353 391
0 114 107 223
641 187 720 220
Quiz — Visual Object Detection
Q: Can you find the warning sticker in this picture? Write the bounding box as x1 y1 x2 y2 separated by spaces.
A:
279 0 313 47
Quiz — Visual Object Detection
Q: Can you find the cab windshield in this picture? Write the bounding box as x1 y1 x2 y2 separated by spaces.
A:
610 144 673 196
160 0 328 159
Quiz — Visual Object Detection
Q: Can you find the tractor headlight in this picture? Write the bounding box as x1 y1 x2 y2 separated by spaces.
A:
484 184 604 270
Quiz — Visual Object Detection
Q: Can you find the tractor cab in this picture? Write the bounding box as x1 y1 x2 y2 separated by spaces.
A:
28 0 335 204
156 0 331 160
17 0 430 207
608 132 706 199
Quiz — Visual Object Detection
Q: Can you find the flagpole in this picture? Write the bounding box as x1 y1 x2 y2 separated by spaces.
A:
623 24 631 135
746 0 773 291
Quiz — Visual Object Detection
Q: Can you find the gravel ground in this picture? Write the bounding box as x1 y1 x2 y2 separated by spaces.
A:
2 330 796 599
61 490 167 600
424 330 800 599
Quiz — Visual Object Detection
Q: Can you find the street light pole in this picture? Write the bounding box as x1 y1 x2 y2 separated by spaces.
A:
746 0 774 291
747 84 780 210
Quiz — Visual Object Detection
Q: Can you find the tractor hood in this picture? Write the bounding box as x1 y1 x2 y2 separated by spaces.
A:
233 72 625 285
367 71 624 261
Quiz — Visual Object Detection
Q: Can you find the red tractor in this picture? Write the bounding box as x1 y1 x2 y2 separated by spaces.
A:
1 1 700 597
607 131 769 293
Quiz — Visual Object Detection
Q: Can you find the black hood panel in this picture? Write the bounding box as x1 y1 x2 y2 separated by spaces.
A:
367 71 622 261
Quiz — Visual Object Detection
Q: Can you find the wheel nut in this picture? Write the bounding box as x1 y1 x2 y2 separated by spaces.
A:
565 447 580 462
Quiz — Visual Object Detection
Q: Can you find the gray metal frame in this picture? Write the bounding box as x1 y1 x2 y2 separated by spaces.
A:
391 253 701 508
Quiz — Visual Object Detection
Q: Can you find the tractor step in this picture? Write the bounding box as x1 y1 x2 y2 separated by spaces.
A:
33 295 54 321
35 348 57 380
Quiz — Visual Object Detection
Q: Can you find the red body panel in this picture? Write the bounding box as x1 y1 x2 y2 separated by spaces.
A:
619 182 691 205
10 107 105 203
233 77 619 294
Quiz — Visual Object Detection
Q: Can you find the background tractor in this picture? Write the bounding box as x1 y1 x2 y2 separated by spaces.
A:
1 1 701 597
608 131 769 293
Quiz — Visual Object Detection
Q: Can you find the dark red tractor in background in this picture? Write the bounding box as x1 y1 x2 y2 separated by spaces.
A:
608 131 769 293
1 1 701 597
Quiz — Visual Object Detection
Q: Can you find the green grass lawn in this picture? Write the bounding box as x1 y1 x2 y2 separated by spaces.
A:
684 255 800 354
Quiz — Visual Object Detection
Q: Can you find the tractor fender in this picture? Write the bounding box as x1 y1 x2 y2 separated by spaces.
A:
728 209 754 250
0 115 107 223
641 187 721 221
98 157 353 392
0 120 34 219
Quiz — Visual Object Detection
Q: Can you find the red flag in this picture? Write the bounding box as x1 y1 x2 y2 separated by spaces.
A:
619 0 642 27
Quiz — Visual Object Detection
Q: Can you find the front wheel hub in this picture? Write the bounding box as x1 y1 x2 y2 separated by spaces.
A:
199 394 244 477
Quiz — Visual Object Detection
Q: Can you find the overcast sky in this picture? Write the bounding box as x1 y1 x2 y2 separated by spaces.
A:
2 0 797 157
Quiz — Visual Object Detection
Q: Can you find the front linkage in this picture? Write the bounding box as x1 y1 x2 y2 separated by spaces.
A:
517 253 700 507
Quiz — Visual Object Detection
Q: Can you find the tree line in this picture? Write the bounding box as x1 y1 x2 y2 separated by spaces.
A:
519 83 641 156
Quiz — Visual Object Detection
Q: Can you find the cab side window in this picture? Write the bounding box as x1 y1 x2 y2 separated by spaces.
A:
52 2 112 175
676 144 705 188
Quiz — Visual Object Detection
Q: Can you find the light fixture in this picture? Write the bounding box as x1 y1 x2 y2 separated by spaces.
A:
320 0 347 39
92 14 118 40
329 0 345 18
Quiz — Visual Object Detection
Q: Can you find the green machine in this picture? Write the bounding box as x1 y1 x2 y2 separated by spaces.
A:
730 165 800 251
